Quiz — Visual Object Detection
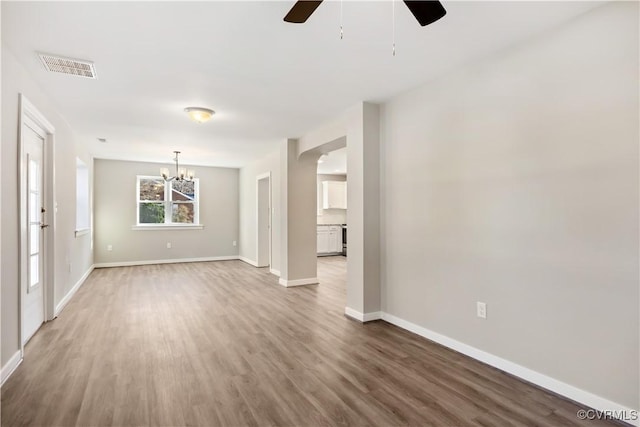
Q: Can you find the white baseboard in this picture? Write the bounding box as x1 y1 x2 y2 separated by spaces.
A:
238 256 258 267
344 307 363 321
239 258 280 276
381 312 639 426
344 307 382 322
278 277 318 287
94 256 239 268
363 311 383 322
55 264 95 317
1 351 22 386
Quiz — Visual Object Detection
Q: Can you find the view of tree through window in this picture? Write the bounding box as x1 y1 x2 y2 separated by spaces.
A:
171 180 195 223
137 177 198 225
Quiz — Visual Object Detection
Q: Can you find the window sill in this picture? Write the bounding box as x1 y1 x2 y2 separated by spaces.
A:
75 228 90 237
131 224 204 231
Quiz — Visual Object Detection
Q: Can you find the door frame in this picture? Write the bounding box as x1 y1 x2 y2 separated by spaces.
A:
18 94 56 354
256 172 272 268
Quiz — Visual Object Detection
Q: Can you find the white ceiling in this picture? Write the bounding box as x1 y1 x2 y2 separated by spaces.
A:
318 147 347 175
2 1 602 168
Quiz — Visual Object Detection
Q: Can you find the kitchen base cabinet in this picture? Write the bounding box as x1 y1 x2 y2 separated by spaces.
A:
317 225 343 255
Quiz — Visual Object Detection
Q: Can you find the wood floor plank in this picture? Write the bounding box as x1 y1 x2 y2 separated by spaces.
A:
1 256 623 427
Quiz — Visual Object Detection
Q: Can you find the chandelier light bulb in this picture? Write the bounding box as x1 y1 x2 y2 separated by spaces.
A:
160 151 195 182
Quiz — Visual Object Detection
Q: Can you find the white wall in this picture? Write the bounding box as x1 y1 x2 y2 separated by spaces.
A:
380 1 638 410
1 46 94 366
239 150 281 273
94 159 239 264
317 174 347 225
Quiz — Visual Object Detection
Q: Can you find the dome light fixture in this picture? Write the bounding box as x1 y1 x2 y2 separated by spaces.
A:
184 106 215 123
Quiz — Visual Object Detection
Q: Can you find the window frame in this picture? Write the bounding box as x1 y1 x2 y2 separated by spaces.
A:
75 157 90 236
135 175 201 228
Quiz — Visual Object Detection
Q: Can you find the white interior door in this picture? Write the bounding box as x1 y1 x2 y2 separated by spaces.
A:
23 117 46 344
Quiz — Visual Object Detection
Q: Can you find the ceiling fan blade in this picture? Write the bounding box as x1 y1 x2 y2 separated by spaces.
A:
403 0 446 26
284 1 324 23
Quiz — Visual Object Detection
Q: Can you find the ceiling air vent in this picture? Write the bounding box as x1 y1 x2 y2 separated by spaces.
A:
38 53 97 79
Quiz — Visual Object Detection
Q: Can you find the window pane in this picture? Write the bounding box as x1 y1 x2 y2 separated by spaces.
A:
30 255 39 286
30 192 39 221
139 203 165 223
172 203 194 223
76 159 90 230
139 179 165 201
29 159 39 191
171 180 195 201
30 225 39 255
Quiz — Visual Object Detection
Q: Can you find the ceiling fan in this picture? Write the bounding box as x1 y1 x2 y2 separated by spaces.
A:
284 0 446 27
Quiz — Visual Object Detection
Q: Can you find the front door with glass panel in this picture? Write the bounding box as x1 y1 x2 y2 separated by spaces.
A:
23 117 46 344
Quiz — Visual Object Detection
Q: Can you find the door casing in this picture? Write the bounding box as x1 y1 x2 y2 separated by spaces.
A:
256 172 272 268
18 94 56 355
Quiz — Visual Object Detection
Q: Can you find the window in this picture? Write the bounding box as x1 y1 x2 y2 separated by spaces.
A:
136 176 199 226
75 158 90 235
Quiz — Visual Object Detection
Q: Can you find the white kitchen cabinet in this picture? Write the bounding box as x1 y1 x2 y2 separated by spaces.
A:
317 227 330 253
322 181 347 210
328 229 339 252
317 225 343 255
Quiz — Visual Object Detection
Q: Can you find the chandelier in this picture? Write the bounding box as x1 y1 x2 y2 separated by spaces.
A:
160 151 194 182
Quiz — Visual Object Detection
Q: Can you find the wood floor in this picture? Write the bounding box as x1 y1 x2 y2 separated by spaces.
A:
2 257 618 427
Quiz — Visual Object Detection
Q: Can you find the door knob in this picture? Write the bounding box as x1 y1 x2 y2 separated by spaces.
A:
40 223 49 229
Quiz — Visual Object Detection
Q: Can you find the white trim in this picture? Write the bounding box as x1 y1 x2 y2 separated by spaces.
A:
256 172 272 268
135 175 200 227
344 307 381 322
1 351 23 386
363 311 383 322
18 94 57 358
20 96 55 132
131 224 204 231
278 277 318 287
344 307 364 321
380 312 639 426
238 256 258 267
75 157 90 231
270 268 281 277
74 228 90 237
54 265 95 317
94 256 238 268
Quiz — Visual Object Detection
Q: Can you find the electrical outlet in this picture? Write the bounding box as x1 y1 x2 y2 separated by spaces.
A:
166 242 172 249
107 245 113 251
233 241 237 247
477 302 487 319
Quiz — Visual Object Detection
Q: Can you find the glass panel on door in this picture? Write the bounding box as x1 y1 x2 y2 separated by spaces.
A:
30 255 39 287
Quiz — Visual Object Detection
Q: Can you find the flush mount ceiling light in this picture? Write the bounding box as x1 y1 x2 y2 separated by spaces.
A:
184 107 215 123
